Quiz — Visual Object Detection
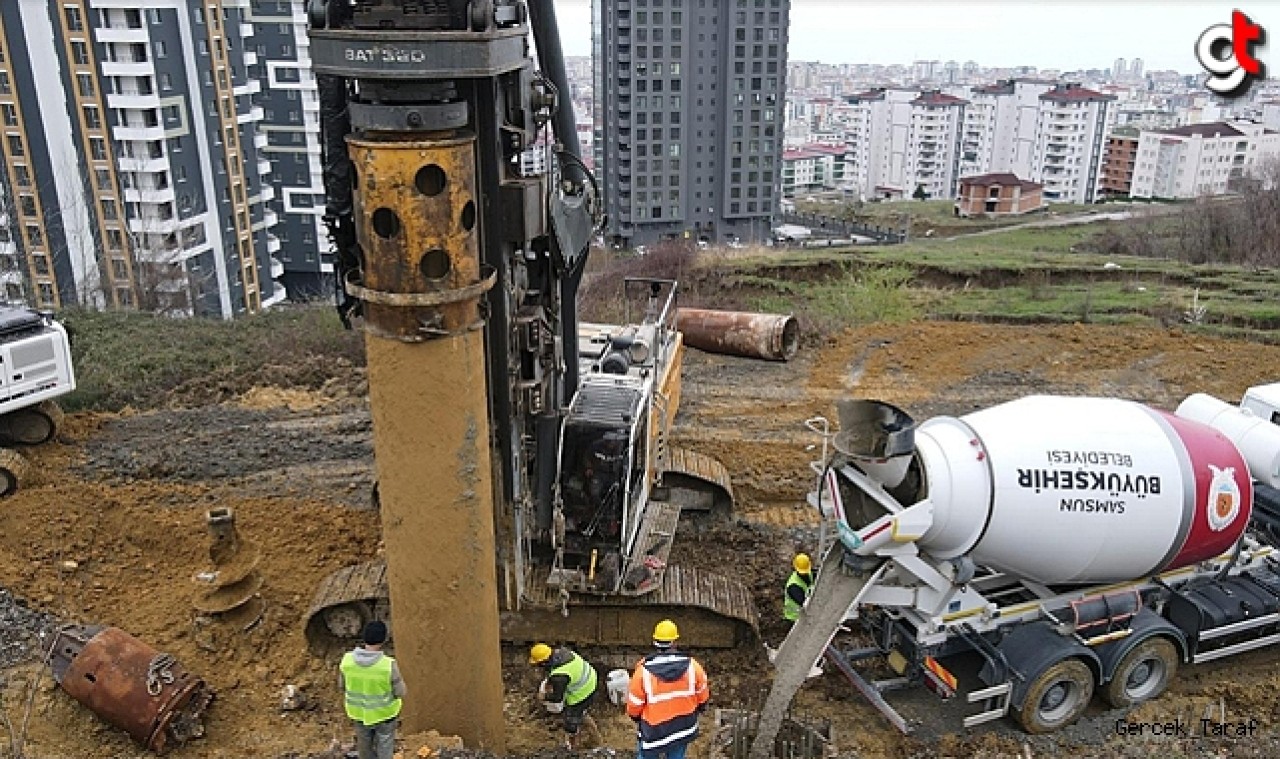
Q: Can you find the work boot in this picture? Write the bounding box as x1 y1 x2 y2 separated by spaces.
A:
581 715 604 749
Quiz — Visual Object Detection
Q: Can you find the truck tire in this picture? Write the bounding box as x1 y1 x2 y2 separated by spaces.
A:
1102 637 1178 709
1015 658 1095 734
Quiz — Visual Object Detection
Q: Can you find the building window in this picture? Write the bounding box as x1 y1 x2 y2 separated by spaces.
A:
90 137 107 160
1 104 15 126
7 135 24 155
64 7 83 31
26 225 43 247
0 72 10 95
77 73 95 98
71 41 89 64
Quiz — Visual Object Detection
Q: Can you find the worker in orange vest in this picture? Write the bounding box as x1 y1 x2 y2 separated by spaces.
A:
625 619 709 759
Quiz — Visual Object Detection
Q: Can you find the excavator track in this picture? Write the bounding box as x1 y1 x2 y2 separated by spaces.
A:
659 445 734 518
305 560 757 652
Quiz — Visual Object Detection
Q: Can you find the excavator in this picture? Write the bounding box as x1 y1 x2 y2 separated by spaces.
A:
302 0 757 659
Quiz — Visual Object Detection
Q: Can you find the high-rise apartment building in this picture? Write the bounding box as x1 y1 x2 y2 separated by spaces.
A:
845 88 968 201
844 81 1116 204
1029 83 1116 203
248 0 329 299
594 0 791 248
0 0 288 317
959 79 1053 178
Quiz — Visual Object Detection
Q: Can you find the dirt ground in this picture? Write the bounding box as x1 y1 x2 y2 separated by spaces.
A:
2 321 1280 758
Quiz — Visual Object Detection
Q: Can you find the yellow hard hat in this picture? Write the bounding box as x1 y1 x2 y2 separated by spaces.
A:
653 619 679 643
529 643 553 665
793 553 812 574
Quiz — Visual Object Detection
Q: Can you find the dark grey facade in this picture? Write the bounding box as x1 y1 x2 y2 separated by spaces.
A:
246 0 330 301
595 0 791 248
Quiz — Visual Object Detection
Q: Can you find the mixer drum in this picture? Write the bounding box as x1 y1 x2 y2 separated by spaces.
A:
912 396 1253 584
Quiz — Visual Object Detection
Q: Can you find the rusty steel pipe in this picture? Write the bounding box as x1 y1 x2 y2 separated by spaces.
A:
51 625 212 754
675 308 800 362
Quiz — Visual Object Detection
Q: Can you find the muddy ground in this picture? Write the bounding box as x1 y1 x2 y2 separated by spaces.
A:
2 322 1280 758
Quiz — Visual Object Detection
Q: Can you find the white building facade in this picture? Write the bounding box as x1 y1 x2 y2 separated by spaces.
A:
1130 122 1280 199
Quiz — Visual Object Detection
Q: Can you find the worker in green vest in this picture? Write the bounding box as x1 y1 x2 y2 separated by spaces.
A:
530 643 604 749
783 553 814 624
339 621 404 759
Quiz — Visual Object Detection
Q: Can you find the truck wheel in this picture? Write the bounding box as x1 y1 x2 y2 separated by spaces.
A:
1103 638 1178 708
1015 658 1095 734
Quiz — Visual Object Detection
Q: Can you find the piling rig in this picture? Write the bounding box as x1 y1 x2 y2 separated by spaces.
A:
305 0 756 746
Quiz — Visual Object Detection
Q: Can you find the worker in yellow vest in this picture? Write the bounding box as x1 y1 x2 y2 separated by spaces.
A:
783 553 814 625
339 621 404 759
530 643 603 749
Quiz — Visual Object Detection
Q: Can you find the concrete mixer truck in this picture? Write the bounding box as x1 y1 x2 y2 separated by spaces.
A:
751 383 1280 749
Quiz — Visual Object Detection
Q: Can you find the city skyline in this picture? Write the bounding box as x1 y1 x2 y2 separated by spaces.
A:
556 1 1275 76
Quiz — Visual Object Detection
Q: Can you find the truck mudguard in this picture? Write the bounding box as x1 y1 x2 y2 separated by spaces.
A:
986 621 1101 710
1093 608 1190 684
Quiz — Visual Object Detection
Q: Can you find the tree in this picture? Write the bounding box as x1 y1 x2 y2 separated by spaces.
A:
913 184 929 201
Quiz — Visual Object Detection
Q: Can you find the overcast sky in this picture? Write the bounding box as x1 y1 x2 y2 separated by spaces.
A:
552 1 1276 75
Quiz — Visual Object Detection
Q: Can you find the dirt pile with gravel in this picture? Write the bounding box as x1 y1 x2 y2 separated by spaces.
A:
2 321 1280 758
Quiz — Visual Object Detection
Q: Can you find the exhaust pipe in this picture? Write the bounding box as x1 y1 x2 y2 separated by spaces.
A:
675 308 800 362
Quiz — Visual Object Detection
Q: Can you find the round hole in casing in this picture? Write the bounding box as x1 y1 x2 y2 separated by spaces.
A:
461 200 477 231
371 208 400 239
419 249 451 280
415 165 447 196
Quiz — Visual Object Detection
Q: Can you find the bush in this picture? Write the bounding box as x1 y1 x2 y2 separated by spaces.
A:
60 305 365 412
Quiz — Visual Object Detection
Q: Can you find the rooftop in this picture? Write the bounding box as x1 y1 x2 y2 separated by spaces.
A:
1040 84 1117 103
1155 122 1245 138
911 90 969 107
959 172 1042 190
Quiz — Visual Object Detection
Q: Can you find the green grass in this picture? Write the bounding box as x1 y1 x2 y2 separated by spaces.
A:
49 212 1280 414
61 305 364 411
699 220 1280 337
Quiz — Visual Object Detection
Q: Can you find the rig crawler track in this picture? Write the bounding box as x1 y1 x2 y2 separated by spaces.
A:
306 560 758 652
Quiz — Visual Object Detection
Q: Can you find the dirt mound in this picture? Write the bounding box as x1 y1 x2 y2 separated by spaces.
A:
3 320 1280 757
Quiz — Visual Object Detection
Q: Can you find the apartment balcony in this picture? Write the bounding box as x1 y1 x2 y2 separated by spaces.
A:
617 116 631 128
259 185 276 202
113 124 166 142
270 257 285 279
254 132 269 149
237 105 265 124
97 27 150 44
617 83 631 96
618 51 631 64
243 50 259 66
101 60 153 78
618 15 631 29
233 79 262 97
0 270 22 287
0 240 14 257
267 234 282 254
240 23 255 38
303 96 320 113
123 186 176 203
258 159 272 175
618 0 631 9
116 155 167 172
106 92 162 110
128 216 181 234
